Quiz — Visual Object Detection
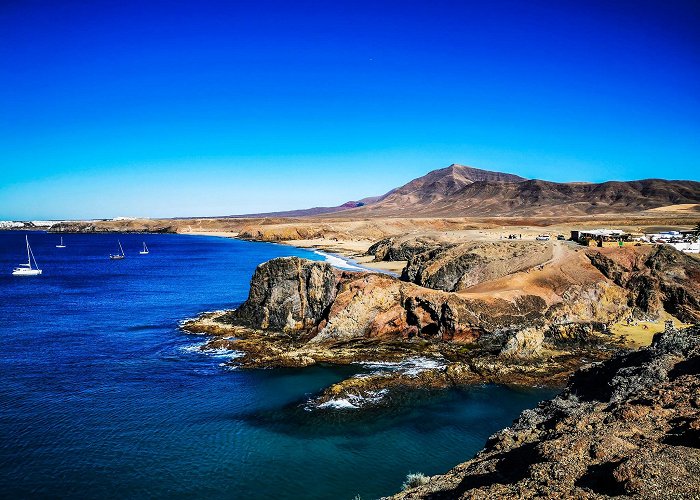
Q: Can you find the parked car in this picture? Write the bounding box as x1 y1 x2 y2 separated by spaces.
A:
557 234 566 240
536 234 550 241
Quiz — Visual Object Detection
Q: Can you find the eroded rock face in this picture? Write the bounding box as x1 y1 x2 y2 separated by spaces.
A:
587 245 700 323
231 257 342 334
402 241 553 292
367 237 444 262
225 256 632 355
390 324 700 499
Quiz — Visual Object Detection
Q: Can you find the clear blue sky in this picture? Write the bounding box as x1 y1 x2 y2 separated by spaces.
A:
1 0 698 219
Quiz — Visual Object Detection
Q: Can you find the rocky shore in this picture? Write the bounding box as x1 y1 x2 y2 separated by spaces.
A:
182 240 699 410
176 232 700 495
390 323 700 499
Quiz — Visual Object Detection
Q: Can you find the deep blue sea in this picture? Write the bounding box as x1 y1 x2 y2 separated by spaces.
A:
0 231 556 499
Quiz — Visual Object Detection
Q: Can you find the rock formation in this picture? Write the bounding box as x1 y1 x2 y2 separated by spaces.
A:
218 253 632 351
367 237 444 262
587 245 700 323
231 257 342 334
401 241 553 292
390 323 700 499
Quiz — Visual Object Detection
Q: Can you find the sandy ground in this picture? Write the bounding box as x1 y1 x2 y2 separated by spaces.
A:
644 203 700 214
184 231 404 273
609 314 690 347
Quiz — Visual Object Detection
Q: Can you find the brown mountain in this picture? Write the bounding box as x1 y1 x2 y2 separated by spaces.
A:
356 164 526 214
347 164 700 217
233 196 381 218
233 163 700 218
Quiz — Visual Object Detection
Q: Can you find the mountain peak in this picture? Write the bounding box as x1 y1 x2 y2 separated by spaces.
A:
445 164 527 183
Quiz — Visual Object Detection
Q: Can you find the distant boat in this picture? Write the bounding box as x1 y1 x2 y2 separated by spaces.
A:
139 242 149 255
13 236 42 276
56 236 66 248
110 240 125 260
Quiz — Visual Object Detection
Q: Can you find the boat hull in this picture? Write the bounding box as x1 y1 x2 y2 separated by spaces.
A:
110 255 125 260
12 269 42 276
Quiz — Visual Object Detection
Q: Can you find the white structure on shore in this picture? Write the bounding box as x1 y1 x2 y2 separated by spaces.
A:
666 241 700 254
643 230 700 254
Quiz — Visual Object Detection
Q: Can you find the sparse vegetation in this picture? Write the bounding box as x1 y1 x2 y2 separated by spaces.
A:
402 472 430 490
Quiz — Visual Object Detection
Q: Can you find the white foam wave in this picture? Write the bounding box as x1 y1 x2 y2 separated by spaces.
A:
315 389 389 410
313 251 366 271
180 341 244 360
357 357 446 376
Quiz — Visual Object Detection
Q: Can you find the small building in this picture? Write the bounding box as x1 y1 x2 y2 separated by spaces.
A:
571 229 629 247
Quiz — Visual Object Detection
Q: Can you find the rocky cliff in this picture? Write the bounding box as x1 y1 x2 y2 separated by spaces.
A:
587 245 700 323
184 244 700 411
231 258 342 334
368 236 444 262
402 241 553 292
220 254 629 350
390 323 700 499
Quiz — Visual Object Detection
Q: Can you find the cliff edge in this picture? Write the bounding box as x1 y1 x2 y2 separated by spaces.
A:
390 323 700 499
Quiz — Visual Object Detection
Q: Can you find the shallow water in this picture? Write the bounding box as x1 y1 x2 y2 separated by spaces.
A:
0 231 556 499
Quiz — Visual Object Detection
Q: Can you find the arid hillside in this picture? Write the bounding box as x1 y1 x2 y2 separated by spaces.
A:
347 165 700 217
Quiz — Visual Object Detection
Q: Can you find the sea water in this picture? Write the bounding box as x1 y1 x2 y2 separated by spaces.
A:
0 231 556 499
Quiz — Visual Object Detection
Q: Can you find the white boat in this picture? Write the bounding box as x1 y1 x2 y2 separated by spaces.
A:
56 236 66 248
12 236 43 276
139 242 149 255
110 240 125 260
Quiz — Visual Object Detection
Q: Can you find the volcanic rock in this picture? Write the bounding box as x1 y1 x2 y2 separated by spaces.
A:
390 323 700 499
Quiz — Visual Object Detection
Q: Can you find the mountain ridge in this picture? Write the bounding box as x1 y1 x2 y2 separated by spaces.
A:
231 163 700 218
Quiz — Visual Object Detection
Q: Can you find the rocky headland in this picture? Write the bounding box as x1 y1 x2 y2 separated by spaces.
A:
390 323 700 499
182 240 699 410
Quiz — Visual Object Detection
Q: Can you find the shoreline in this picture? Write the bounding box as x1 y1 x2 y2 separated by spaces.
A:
180 230 404 274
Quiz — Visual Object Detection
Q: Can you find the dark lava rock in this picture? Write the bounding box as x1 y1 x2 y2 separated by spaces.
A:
587 245 700 323
231 257 343 334
390 323 700 499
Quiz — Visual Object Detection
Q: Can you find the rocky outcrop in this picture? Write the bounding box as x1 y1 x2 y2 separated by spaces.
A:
402 241 553 292
222 256 632 352
587 245 700 323
390 323 700 499
48 220 176 233
180 255 646 392
231 257 342 334
367 237 445 262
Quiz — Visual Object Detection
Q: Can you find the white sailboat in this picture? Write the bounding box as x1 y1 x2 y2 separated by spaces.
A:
110 240 125 260
12 236 42 276
139 242 149 255
56 236 66 248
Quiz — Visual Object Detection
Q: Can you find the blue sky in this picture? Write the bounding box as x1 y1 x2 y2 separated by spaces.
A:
1 0 699 219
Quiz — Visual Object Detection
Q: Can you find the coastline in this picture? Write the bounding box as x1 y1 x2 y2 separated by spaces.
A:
180 229 404 274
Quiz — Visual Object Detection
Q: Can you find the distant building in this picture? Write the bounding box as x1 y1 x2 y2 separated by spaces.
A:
642 230 700 254
571 229 629 246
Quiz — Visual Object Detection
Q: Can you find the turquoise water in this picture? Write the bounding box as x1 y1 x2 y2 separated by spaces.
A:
0 231 556 499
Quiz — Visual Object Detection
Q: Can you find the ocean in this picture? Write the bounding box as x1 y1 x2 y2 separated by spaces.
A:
0 231 556 499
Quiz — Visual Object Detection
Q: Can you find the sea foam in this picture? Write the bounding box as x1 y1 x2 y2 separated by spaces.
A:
313 250 366 271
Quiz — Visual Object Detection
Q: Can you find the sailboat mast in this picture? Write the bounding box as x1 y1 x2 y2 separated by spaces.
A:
30 244 39 270
26 236 31 267
119 241 124 256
